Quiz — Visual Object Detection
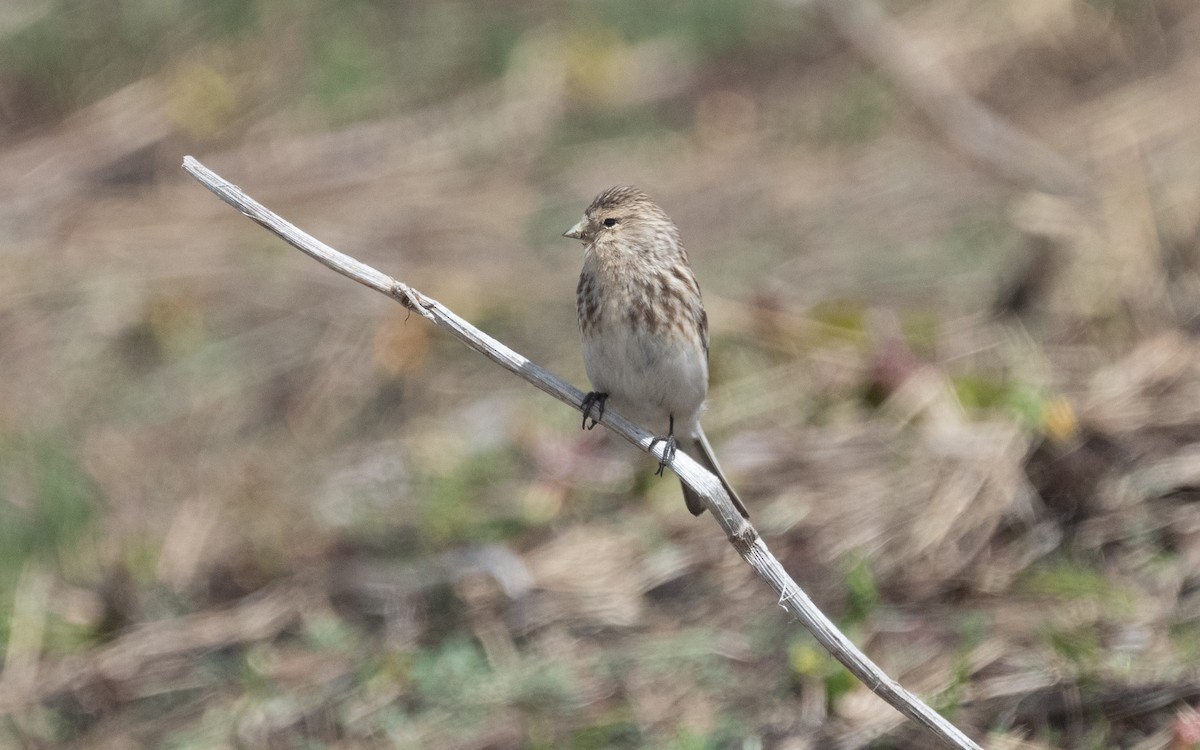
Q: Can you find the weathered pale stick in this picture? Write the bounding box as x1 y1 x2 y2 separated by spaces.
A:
182 155 982 750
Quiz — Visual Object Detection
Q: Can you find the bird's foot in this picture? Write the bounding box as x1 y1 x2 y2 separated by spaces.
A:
649 414 677 476
649 435 678 476
581 392 608 430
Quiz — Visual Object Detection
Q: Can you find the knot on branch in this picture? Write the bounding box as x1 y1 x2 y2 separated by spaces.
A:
728 522 758 555
392 283 426 312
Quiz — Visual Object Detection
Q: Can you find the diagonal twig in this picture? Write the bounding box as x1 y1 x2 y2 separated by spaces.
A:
809 0 1091 197
181 155 982 750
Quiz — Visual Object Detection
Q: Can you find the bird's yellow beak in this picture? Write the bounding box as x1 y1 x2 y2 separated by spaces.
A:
563 220 585 240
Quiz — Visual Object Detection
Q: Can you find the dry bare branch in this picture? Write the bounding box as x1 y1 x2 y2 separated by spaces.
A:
181 155 983 750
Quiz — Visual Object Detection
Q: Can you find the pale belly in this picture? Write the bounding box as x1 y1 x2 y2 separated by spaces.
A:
581 322 707 436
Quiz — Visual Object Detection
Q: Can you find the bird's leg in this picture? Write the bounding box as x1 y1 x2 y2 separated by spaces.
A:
581 392 608 430
649 414 677 476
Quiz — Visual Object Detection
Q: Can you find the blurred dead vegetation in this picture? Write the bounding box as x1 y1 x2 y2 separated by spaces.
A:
3 0 1200 747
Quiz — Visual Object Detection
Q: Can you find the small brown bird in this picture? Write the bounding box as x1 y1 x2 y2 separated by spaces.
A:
564 186 749 519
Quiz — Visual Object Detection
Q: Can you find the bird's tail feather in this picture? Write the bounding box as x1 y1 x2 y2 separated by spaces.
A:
679 428 750 519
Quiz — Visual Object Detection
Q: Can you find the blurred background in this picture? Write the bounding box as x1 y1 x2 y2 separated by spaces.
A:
3 0 1200 747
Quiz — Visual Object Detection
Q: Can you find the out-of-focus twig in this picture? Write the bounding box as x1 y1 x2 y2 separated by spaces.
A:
181 155 984 750
0 80 171 229
0 581 312 714
808 0 1091 197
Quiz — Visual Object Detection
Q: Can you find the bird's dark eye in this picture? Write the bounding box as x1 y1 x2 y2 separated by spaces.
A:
602 218 618 227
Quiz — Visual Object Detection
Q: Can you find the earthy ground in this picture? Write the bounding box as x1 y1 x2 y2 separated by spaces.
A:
3 1 1200 748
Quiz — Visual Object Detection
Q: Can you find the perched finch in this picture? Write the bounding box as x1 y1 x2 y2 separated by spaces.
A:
564 186 750 519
